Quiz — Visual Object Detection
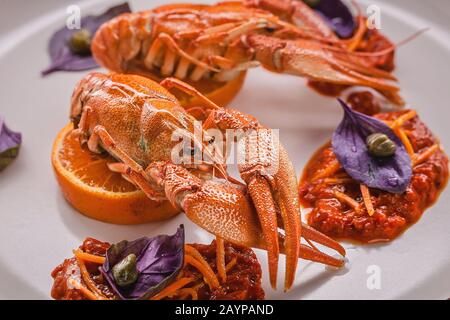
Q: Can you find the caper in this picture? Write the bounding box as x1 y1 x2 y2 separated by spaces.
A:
366 133 396 157
69 29 92 55
112 253 139 287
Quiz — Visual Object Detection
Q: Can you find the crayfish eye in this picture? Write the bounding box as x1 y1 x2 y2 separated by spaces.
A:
264 26 277 33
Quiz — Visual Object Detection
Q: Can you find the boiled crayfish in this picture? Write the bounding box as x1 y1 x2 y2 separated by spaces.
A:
91 0 403 105
71 72 345 290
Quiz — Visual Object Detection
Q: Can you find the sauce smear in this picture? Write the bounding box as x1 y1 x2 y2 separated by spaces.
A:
299 110 448 243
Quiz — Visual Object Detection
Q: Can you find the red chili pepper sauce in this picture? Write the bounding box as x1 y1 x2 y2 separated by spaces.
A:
181 241 264 300
51 238 264 300
356 28 395 72
307 26 395 98
51 238 117 300
346 91 381 116
299 111 448 243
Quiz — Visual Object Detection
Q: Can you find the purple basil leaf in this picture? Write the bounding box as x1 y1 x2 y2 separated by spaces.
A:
332 99 412 193
0 118 22 171
42 2 131 76
101 225 184 300
306 0 356 38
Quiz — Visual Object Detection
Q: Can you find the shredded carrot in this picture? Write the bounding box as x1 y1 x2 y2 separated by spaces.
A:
73 249 106 264
391 110 417 128
347 15 367 51
334 172 350 178
360 184 375 216
334 190 360 212
395 128 415 156
414 144 439 166
323 178 354 185
184 254 220 289
173 281 204 300
191 281 206 292
402 129 414 136
311 160 341 181
68 278 105 300
185 245 220 288
225 257 237 273
76 256 109 299
387 111 418 159
176 288 199 300
150 277 194 300
216 237 227 283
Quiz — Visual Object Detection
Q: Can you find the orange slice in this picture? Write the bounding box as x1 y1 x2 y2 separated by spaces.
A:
181 72 247 108
134 71 247 109
51 123 180 224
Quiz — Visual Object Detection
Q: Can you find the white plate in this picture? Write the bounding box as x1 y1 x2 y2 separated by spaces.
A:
0 0 449 299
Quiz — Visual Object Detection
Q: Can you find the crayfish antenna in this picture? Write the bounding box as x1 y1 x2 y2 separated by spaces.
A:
246 34 404 106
